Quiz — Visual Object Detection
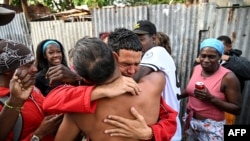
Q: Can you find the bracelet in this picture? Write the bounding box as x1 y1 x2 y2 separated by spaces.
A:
4 101 23 112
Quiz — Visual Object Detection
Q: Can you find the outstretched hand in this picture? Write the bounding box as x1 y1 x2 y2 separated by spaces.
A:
46 64 81 87
9 68 34 101
104 107 153 140
34 114 63 139
104 76 141 97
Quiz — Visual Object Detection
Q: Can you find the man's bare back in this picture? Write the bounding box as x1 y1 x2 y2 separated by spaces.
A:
55 71 165 141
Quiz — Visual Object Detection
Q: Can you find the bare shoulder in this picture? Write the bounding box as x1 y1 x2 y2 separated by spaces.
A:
223 71 238 82
222 71 241 94
138 71 166 91
139 71 165 83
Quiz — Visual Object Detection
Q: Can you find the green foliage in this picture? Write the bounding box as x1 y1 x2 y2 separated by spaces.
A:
70 0 186 8
10 0 21 6
10 0 186 11
43 0 74 11
73 0 113 8
149 0 185 4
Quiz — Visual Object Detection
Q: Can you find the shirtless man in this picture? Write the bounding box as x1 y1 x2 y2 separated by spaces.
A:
54 37 165 141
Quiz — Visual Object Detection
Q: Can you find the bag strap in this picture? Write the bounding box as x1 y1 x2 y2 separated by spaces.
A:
0 95 23 141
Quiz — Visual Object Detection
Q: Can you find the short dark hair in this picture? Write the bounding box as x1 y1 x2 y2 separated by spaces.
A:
35 39 68 71
74 37 115 85
108 28 142 54
217 35 232 45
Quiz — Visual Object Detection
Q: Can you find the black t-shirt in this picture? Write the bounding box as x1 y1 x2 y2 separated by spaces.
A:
35 70 62 96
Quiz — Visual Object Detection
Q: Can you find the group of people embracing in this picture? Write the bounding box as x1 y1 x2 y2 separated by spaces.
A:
1 6 250 141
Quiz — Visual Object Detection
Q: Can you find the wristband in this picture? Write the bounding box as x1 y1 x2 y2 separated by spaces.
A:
4 101 23 112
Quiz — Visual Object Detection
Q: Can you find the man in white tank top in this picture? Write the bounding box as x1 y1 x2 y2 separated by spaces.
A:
133 20 182 141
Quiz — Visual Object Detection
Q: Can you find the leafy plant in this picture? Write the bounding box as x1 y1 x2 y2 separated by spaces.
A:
10 0 186 12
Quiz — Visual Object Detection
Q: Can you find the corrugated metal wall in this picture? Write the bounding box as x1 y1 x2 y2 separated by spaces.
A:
30 21 93 60
92 6 148 36
92 3 250 124
0 13 32 49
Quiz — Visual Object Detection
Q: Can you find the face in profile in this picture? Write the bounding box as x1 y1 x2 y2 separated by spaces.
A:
221 40 232 55
18 60 38 83
137 34 154 54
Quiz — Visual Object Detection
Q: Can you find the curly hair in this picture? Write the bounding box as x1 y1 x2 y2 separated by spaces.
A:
155 32 171 55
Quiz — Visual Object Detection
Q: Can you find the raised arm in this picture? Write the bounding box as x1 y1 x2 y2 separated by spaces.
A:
0 69 33 140
133 66 154 82
43 75 141 114
43 85 97 114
